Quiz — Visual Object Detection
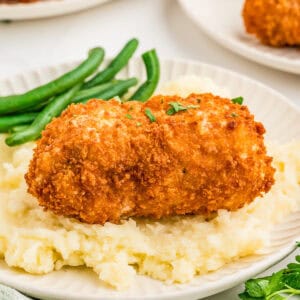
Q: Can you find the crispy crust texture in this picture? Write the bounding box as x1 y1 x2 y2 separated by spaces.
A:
0 1 38 3
242 0 300 46
26 94 275 224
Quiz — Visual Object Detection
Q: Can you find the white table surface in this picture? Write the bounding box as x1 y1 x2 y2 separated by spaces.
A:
0 0 299 299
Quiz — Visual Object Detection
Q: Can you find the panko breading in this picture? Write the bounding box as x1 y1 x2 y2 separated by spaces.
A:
242 0 300 46
26 94 275 225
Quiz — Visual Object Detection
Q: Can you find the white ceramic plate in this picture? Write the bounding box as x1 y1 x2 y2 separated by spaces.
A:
178 0 300 74
0 58 299 300
0 0 110 21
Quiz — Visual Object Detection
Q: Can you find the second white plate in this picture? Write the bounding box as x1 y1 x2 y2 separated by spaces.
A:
0 0 110 21
178 0 300 74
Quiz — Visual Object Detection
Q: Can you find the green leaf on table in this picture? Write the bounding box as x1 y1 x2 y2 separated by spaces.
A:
267 270 284 295
286 263 300 270
239 241 300 299
269 294 285 300
282 272 300 289
238 291 263 300
245 279 270 297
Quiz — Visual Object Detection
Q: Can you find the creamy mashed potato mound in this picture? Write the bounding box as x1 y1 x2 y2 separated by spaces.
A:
0 77 299 290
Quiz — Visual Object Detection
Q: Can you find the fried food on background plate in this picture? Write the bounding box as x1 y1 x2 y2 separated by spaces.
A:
0 0 38 3
25 94 275 225
242 0 300 47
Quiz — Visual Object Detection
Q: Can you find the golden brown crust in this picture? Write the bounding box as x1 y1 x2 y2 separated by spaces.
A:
0 0 38 3
26 94 275 224
242 0 300 46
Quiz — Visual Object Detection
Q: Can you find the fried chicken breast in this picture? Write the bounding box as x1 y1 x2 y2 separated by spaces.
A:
26 94 275 224
242 0 300 46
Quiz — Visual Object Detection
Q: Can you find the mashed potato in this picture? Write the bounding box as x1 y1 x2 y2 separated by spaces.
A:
0 77 299 290
158 75 231 98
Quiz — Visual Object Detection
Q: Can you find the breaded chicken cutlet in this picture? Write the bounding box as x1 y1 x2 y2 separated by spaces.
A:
243 0 300 46
26 94 275 225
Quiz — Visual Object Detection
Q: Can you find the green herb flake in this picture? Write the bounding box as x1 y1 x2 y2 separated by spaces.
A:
231 112 238 117
167 102 199 115
144 108 156 122
125 114 133 120
232 96 244 105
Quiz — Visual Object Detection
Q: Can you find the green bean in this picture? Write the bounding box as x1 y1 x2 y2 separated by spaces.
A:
22 80 123 112
22 97 54 113
23 81 117 113
129 49 160 102
73 80 119 103
9 125 29 134
5 84 81 147
83 39 138 89
0 112 38 133
79 78 138 104
0 48 104 115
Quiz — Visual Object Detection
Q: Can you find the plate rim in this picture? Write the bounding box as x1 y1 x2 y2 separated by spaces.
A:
178 0 300 75
0 244 298 300
0 57 299 300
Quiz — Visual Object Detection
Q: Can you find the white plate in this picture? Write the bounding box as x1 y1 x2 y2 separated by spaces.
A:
178 0 300 74
0 0 109 21
0 58 299 300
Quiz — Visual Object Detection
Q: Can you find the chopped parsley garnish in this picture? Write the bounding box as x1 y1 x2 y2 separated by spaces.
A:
144 108 156 122
239 243 300 300
125 114 133 119
232 96 244 105
166 102 199 115
231 112 238 117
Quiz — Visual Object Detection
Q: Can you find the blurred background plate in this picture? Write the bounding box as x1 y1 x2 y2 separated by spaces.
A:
178 0 300 74
0 58 299 300
0 0 110 21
